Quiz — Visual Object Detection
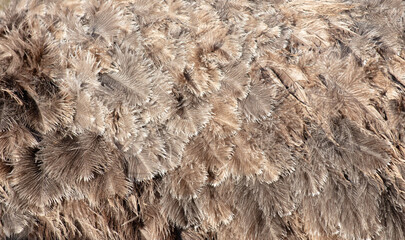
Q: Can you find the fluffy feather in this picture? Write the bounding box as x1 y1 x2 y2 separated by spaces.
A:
1 0 405 239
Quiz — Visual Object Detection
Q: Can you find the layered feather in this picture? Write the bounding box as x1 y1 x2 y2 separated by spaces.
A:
0 0 404 239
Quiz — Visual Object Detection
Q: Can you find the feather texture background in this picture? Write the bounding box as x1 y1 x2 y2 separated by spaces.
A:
0 0 405 239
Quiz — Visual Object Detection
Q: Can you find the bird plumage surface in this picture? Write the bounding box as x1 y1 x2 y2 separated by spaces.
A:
0 0 405 239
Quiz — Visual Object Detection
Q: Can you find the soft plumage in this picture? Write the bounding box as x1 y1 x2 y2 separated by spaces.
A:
1 0 405 239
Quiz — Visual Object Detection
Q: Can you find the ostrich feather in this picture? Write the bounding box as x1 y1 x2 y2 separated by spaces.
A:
166 92 213 138
85 0 130 44
198 185 234 230
1 0 405 239
125 144 162 181
165 159 207 200
10 148 65 207
239 76 287 122
0 125 37 159
160 189 204 228
229 130 266 180
98 47 153 107
39 132 115 183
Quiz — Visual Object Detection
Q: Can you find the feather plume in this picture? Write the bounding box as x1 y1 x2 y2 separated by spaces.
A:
166 91 213 138
207 96 240 138
198 185 234 231
39 132 114 183
165 159 207 200
228 130 266 180
84 0 130 44
239 76 286 122
1 0 405 239
0 125 37 160
98 47 153 107
10 148 64 207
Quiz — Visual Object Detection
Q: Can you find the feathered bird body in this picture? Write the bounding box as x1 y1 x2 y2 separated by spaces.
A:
0 0 405 239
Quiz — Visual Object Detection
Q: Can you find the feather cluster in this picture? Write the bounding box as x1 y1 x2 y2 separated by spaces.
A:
1 0 405 239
